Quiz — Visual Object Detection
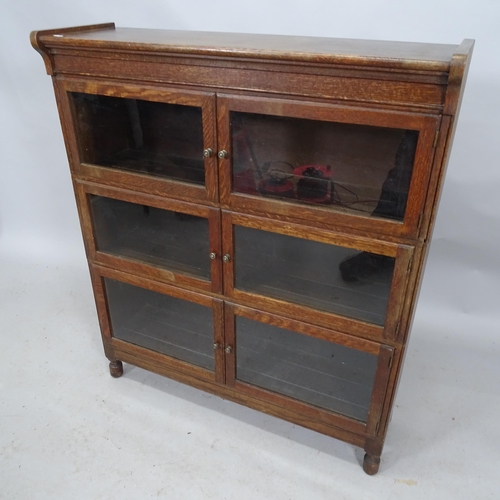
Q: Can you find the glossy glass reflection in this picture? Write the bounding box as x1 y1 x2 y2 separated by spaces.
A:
234 226 395 325
236 316 378 421
105 279 214 370
72 93 205 184
91 196 210 280
231 112 418 221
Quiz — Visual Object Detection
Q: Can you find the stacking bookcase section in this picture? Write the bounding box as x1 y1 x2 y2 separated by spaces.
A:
32 24 473 474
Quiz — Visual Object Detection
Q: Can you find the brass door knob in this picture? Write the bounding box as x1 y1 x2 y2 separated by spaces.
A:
224 345 233 354
209 252 217 260
218 150 228 159
213 342 221 350
222 254 231 262
203 148 213 158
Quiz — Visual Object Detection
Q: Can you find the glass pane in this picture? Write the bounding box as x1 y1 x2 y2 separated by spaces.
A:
234 226 395 325
105 279 214 371
71 93 205 184
91 196 210 280
231 112 418 222
236 316 378 421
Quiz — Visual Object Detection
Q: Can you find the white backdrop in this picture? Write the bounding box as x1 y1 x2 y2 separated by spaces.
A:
1 1 500 496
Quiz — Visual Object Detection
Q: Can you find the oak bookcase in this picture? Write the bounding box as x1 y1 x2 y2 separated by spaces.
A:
31 24 473 474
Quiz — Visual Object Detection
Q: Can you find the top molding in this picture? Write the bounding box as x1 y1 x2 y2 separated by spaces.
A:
31 23 473 73
31 24 474 115
31 23 116 76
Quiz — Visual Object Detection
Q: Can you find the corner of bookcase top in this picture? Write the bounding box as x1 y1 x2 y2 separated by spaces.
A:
443 38 475 116
30 22 116 75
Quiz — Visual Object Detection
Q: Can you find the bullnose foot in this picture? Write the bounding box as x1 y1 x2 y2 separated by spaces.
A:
109 360 123 378
363 453 380 475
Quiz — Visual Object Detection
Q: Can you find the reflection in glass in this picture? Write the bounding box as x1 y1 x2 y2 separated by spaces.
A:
105 279 214 370
236 316 378 421
71 93 205 184
234 226 395 325
231 112 418 221
91 195 210 279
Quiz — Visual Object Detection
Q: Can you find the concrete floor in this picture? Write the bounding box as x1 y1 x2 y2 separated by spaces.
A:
1 242 498 499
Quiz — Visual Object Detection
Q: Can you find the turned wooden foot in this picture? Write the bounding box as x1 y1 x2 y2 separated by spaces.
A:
363 453 380 475
109 360 123 378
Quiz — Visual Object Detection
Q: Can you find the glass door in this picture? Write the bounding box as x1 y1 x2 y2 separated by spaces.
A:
221 211 413 341
217 94 439 238
224 304 394 428
92 266 225 383
76 182 222 293
58 79 217 203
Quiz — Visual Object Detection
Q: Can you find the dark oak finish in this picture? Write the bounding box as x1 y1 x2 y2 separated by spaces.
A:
32 24 473 475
